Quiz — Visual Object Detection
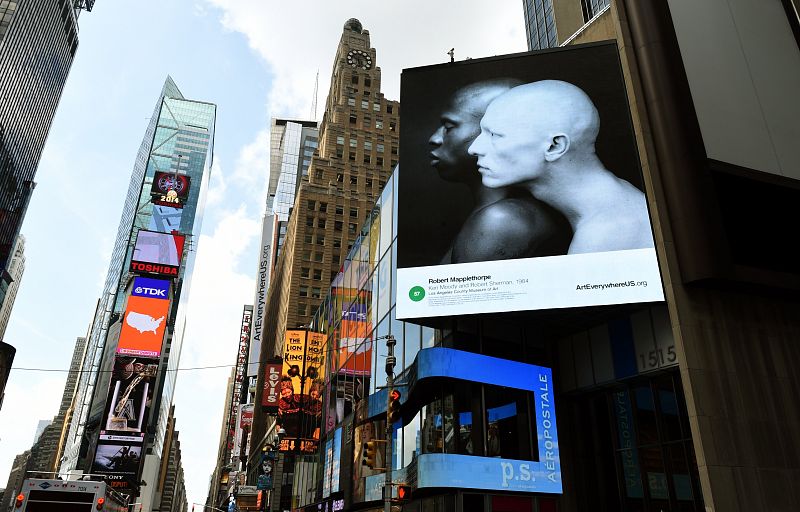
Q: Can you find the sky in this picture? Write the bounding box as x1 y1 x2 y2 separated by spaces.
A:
0 0 527 506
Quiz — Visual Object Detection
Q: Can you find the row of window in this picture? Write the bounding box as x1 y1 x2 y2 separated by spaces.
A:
305 216 359 233
335 135 396 153
306 201 358 217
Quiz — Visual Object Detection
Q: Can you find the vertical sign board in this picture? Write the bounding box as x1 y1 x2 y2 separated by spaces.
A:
278 330 327 453
225 306 252 466
396 43 664 319
261 359 283 413
117 276 170 358
250 216 275 379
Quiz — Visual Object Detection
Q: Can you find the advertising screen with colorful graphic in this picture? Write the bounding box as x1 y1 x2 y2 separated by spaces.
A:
101 356 158 434
117 277 170 358
130 230 185 278
396 43 663 319
278 330 326 453
150 171 191 208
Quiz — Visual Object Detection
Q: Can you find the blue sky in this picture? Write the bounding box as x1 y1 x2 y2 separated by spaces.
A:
0 1 526 505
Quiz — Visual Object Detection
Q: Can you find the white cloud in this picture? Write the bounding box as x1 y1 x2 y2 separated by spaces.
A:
203 0 527 118
230 128 271 204
206 160 228 208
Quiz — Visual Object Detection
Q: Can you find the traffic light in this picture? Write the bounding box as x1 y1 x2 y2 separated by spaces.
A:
396 484 412 502
96 497 105 510
363 440 378 468
14 494 23 509
388 389 402 424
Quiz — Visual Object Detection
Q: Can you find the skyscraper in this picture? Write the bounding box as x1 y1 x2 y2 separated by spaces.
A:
250 119 318 384
0 0 92 304
522 0 558 50
247 18 399 510
522 0 611 50
59 77 215 507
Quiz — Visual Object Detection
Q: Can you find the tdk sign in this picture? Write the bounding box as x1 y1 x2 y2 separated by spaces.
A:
132 276 170 300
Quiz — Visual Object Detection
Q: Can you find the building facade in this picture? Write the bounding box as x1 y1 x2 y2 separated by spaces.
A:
247 2 800 512
0 234 24 340
0 0 88 304
59 77 215 508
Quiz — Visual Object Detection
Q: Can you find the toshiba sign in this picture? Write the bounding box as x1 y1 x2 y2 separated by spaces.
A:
261 360 282 413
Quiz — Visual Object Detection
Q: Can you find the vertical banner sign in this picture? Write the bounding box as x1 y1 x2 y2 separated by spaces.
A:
261 359 283 413
278 330 327 453
225 306 253 466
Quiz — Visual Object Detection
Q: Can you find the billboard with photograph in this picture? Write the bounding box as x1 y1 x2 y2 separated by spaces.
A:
91 434 145 494
117 276 170 358
278 330 326 453
150 171 191 208
130 229 185 278
396 43 663 319
101 356 158 434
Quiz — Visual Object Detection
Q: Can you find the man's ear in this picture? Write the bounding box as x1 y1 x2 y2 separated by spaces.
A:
544 134 569 162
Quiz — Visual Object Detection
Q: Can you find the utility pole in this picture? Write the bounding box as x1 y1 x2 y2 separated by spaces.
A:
383 334 396 512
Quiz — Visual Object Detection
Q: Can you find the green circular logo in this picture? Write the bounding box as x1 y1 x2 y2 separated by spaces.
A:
408 286 426 302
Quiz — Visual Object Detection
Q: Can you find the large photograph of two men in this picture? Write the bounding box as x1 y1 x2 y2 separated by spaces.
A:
397 42 655 314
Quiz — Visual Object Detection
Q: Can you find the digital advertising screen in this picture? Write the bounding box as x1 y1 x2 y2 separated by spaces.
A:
117 276 170 358
102 356 158 434
130 229 185 277
150 171 191 208
396 43 664 319
91 437 145 494
278 330 326 453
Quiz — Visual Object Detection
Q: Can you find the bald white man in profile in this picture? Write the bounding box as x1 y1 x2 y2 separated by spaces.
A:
467 80 654 254
428 79 570 263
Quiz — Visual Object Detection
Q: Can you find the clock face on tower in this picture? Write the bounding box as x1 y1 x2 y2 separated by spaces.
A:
346 49 373 70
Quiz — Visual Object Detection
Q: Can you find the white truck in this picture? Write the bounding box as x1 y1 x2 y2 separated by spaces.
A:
14 477 128 512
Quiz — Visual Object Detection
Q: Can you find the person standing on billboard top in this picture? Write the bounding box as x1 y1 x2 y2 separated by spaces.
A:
468 80 654 254
428 79 570 263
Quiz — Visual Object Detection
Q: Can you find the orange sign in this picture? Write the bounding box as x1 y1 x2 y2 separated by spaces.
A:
117 294 169 358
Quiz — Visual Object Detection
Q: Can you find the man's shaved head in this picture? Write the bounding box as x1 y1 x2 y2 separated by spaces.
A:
468 80 601 189
429 78 522 182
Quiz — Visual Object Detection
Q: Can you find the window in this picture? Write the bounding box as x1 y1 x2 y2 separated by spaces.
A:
336 136 345 145
319 202 328 212
364 141 372 151
333 254 340 265
347 98 356 107
349 223 358 234
299 286 309 297
335 147 343 159
298 303 307 316
335 206 344 215
391 159 398 168
387 105 394 114
375 120 383 129
313 269 322 280
303 250 312 261
377 157 384 166
391 146 398 155
349 152 356 162
333 238 342 248
373 103 380 111
311 287 322 299
350 208 358 217
363 155 371 164
366 178 373 187
349 114 357 124
307 200 316 210
349 138 357 148
313 252 323 263
350 176 358 185
361 100 369 109
317 235 325 245
377 144 384 153
389 121 396 132
335 221 343 232
301 267 310 278
315 169 323 180
318 219 326 229
304 234 313 244
364 77 372 87
331 271 338 282
351 74 358 84
306 216 314 227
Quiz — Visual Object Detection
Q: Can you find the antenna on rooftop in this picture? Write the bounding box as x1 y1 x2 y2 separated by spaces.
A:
310 70 319 121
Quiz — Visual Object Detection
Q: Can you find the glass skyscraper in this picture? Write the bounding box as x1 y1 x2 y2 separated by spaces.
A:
60 78 215 505
522 0 558 50
0 0 84 305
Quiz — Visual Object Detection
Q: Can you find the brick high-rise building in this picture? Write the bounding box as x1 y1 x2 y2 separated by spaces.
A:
248 18 399 510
